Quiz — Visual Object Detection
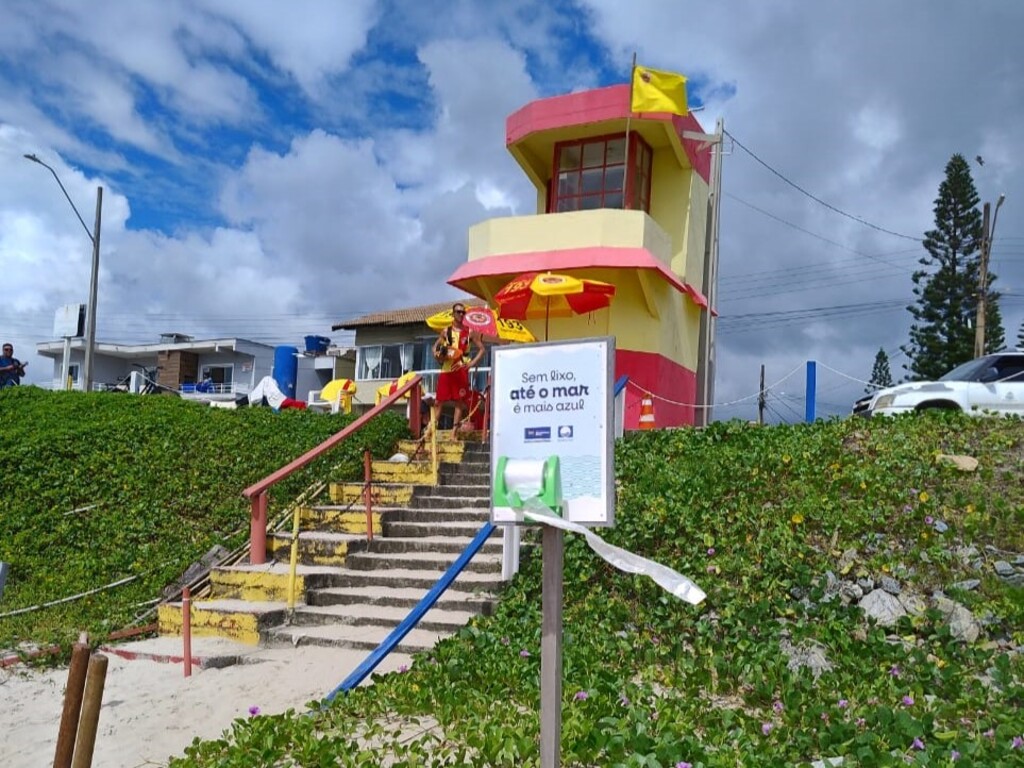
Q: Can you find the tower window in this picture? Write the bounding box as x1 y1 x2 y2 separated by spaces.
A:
550 133 652 213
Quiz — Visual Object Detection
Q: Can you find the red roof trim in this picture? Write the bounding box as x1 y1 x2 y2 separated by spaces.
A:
447 246 709 311
506 84 711 184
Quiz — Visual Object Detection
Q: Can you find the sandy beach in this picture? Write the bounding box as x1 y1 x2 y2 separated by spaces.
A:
0 638 411 768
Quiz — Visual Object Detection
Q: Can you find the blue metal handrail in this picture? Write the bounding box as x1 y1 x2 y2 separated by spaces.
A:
613 375 629 396
324 520 496 700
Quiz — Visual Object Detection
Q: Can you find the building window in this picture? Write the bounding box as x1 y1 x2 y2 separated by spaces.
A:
551 133 653 214
357 343 426 380
200 364 233 385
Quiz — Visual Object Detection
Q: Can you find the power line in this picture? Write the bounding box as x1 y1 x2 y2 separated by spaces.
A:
726 193 918 270
725 130 923 242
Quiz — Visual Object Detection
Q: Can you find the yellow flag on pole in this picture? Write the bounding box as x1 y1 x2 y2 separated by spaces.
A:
630 65 688 116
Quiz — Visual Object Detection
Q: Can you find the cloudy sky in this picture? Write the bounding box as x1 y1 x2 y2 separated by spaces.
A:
1 0 1022 421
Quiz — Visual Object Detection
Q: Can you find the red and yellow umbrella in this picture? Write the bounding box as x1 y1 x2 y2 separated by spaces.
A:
426 306 536 343
492 272 616 339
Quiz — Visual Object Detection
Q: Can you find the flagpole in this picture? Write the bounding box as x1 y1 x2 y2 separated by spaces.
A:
622 52 636 208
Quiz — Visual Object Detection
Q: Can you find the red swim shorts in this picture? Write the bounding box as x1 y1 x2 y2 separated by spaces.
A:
436 368 470 403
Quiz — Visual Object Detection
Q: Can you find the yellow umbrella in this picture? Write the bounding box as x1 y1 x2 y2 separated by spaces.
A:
375 371 418 405
426 306 536 343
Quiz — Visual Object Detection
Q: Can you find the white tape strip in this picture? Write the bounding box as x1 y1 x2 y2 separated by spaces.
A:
521 502 706 606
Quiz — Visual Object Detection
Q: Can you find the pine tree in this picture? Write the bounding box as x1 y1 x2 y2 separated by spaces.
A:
866 348 894 393
902 154 1005 379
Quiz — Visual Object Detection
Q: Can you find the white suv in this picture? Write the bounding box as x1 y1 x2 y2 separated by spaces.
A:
854 352 1024 418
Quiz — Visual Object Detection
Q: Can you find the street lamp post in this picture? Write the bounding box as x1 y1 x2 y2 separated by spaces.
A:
24 154 103 392
974 193 1006 358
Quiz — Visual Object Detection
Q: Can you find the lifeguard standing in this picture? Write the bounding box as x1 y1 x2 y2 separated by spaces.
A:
432 302 484 431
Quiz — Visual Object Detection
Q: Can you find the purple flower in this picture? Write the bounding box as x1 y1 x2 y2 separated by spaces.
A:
821 712 830 723
761 722 773 735
856 717 866 727
1012 736 1024 749
902 504 913 514
951 750 960 761
676 763 693 768
902 695 914 707
248 706 260 717
573 690 589 702
912 737 925 750
619 695 630 706
500 636 510 646
889 665 901 678
707 547 715 556
984 728 995 739
773 700 784 713
837 699 849 709
398 664 408 673
909 488 918 496
924 515 934 525
519 649 530 658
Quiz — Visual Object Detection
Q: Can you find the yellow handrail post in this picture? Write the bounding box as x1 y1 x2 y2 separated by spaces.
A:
287 503 301 613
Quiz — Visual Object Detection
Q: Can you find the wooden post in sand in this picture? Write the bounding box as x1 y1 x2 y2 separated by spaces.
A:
70 653 108 768
53 642 90 768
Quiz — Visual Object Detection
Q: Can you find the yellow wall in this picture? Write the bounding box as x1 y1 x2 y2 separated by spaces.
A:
468 209 672 266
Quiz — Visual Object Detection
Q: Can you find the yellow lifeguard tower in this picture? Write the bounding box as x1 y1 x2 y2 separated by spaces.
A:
448 82 719 427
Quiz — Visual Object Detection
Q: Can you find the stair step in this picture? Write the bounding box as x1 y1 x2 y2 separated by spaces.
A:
416 483 491 497
384 521 498 538
344 551 502 574
267 530 362 565
362 535 501 554
308 585 495 611
383 509 492 524
411 496 490 510
329 567 505 592
262 623 448 653
288 603 480 632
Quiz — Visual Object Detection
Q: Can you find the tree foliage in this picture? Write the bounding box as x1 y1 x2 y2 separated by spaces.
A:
902 154 1004 379
866 347 894 392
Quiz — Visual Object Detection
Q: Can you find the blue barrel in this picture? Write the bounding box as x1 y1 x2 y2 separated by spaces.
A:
304 335 330 354
273 346 298 399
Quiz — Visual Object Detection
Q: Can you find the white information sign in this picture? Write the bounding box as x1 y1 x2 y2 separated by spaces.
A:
53 303 85 338
490 337 614 527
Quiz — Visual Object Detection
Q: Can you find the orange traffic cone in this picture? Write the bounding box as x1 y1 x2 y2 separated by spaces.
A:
638 394 656 430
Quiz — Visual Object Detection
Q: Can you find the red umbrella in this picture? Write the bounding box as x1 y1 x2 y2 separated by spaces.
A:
492 272 616 339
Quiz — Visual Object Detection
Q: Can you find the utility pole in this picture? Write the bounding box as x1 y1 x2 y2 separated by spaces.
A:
24 154 103 392
758 364 766 425
694 118 724 426
974 194 1005 358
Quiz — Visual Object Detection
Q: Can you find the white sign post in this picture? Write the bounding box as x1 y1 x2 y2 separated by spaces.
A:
54 304 84 391
490 337 615 768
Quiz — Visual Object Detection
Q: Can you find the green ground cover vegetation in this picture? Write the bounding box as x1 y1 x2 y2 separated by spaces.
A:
173 413 1023 767
0 387 408 652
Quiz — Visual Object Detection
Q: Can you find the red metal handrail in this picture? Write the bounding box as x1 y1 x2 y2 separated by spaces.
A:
243 375 423 564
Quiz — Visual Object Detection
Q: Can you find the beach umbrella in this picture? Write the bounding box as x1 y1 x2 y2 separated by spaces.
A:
426 306 536 343
492 272 616 339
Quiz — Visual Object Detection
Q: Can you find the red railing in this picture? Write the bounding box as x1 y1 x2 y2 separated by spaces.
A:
242 376 423 565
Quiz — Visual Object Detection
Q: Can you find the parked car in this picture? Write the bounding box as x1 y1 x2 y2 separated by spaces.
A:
854 351 1024 418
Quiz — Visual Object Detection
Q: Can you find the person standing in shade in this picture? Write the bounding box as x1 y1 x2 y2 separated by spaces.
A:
432 303 484 432
0 343 27 388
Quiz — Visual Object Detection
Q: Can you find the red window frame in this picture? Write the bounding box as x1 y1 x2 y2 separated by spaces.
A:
549 132 653 214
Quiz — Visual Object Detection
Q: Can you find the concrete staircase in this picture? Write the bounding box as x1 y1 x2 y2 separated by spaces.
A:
158 436 499 660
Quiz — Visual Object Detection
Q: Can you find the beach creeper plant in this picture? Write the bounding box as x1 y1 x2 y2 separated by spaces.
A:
142 410 1024 765
0 387 408 653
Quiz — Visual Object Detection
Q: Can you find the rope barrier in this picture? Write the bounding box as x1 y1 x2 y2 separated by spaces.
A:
626 362 805 409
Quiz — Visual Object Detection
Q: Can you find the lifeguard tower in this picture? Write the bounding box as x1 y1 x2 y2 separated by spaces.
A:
448 83 720 428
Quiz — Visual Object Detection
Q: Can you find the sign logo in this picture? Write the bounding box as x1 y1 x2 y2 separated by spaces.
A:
558 425 574 440
524 426 551 443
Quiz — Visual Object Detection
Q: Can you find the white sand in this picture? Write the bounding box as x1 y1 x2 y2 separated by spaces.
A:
0 639 412 768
